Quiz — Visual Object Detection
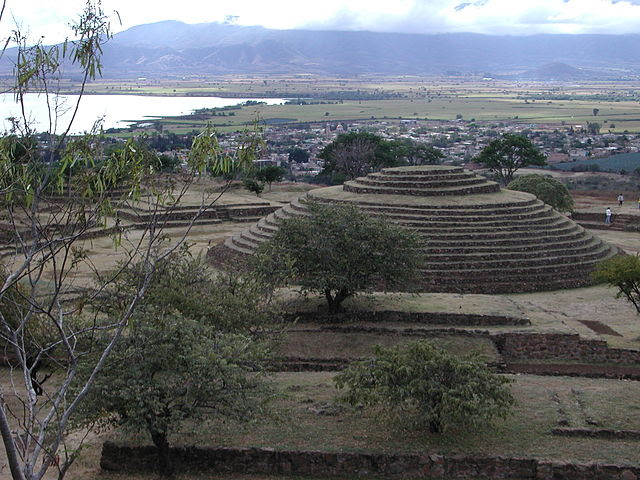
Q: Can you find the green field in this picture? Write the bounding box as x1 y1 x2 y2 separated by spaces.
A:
118 96 640 135
555 152 640 172
28 76 638 134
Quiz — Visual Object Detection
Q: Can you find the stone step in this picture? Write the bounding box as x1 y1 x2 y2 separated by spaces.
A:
408 217 571 232
355 176 488 189
300 207 570 230
423 243 612 270
249 223 275 240
420 248 617 281
128 201 272 213
362 203 550 219
425 235 602 254
413 223 581 240
364 208 558 224
380 166 465 175
419 270 604 293
306 190 540 211
425 228 588 247
238 222 600 258
230 234 260 251
259 213 590 246
300 196 558 220
256 216 279 231
419 275 596 294
117 204 278 223
248 226 601 257
343 180 500 197
263 215 282 230
571 211 640 224
305 194 544 215
260 208 583 233
215 246 615 293
424 237 604 261
576 220 640 233
271 207 300 224
223 236 254 255
230 215 264 223
130 218 224 229
368 171 479 182
282 209 562 227
240 229 272 246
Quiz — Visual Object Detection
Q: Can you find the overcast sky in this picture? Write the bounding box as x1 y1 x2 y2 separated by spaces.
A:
9 0 640 43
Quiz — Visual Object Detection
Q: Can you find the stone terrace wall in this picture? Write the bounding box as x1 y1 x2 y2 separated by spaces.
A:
572 212 640 232
286 311 531 326
101 443 640 480
116 204 279 222
495 333 640 364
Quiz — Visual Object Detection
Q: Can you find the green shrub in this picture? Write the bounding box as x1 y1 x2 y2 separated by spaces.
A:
508 174 574 212
256 165 286 190
243 178 264 196
335 341 514 433
593 254 640 314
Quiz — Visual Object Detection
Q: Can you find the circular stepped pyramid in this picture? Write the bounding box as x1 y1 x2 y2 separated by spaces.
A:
212 166 619 294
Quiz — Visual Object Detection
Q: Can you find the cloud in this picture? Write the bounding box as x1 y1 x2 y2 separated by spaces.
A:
10 0 640 43
298 0 640 35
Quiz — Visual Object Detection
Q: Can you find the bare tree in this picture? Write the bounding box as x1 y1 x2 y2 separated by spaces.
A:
332 138 377 179
0 3 262 480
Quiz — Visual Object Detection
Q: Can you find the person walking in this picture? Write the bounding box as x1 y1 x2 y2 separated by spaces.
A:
618 193 624 206
605 207 612 224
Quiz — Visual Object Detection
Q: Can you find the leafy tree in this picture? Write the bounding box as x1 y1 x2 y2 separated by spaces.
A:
252 200 424 313
156 153 181 172
593 255 640 314
587 122 601 135
243 178 265 196
475 134 546 185
288 147 310 163
318 131 398 181
335 341 514 433
86 318 268 476
389 138 445 165
255 165 286 191
78 251 272 476
507 174 574 212
0 135 38 164
95 246 275 332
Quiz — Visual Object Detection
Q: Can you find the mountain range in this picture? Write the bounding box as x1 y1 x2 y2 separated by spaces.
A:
4 21 640 79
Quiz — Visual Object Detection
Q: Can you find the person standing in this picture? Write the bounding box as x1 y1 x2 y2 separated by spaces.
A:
605 207 612 224
618 193 624 206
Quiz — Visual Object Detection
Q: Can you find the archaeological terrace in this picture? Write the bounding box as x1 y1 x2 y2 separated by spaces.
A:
214 166 619 293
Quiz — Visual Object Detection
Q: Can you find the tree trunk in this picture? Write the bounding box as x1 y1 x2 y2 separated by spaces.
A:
325 289 338 314
150 431 173 477
325 288 350 314
0 399 26 480
332 288 350 313
428 418 443 434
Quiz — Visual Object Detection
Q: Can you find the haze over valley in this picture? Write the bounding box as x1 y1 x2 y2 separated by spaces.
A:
3 20 640 79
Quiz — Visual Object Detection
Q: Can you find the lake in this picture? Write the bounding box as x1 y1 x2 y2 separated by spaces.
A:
0 93 286 134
